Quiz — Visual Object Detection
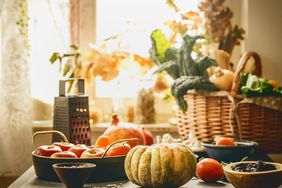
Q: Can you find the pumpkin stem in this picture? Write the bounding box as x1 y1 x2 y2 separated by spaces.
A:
112 114 119 126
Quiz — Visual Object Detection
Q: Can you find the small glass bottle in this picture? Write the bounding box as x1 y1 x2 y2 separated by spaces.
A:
136 79 156 124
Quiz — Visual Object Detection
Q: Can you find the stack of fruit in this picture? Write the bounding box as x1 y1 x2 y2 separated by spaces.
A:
34 114 154 159
34 141 111 159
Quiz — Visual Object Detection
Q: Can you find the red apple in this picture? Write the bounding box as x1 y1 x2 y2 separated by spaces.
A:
50 151 78 158
52 142 74 151
81 148 105 158
35 145 62 157
142 128 154 146
68 144 88 158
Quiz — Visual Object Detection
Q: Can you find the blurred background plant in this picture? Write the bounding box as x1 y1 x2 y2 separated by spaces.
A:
50 0 245 94
164 0 245 56
50 42 154 93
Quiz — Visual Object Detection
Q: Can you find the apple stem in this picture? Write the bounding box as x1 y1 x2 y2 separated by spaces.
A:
112 114 119 126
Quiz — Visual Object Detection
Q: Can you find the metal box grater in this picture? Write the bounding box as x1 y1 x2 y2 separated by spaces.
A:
52 79 91 145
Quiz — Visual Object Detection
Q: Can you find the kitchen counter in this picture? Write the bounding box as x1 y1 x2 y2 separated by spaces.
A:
9 167 235 188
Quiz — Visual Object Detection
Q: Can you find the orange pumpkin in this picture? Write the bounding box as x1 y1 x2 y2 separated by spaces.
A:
104 114 146 147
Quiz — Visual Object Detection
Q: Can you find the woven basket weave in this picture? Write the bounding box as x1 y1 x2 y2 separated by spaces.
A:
235 101 282 153
177 91 239 141
177 51 282 153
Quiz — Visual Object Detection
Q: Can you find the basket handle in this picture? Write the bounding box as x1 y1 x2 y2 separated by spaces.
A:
230 51 262 97
32 130 69 149
101 138 139 159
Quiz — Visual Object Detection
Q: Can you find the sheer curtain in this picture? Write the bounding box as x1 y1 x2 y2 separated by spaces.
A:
0 0 32 175
0 0 70 176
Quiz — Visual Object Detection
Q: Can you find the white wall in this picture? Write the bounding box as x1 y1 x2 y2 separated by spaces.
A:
226 0 243 63
243 0 282 83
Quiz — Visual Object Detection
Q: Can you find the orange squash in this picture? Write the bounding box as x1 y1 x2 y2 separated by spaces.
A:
104 114 146 147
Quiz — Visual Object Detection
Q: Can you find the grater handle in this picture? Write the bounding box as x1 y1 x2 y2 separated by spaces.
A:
101 138 139 158
59 78 85 96
32 130 69 148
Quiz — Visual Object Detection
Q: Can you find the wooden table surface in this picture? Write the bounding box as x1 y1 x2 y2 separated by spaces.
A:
9 166 235 188
9 149 280 188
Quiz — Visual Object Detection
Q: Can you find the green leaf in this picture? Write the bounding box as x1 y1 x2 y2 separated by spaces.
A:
62 53 75 58
70 44 79 50
50 52 59 64
240 73 249 87
196 56 217 78
274 86 282 95
178 35 203 76
241 156 249 161
154 61 180 80
63 59 72 76
165 47 178 61
182 35 204 49
171 76 218 112
162 92 173 100
240 73 282 97
150 29 171 65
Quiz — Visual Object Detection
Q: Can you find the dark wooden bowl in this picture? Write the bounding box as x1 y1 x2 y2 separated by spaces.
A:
53 163 96 188
224 161 282 188
32 152 127 183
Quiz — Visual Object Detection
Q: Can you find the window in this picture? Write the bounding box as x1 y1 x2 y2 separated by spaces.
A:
95 0 199 98
28 0 199 120
29 0 70 103
96 0 199 56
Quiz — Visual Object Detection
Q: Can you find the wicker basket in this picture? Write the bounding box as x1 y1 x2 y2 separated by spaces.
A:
177 51 282 153
235 99 282 153
177 91 239 141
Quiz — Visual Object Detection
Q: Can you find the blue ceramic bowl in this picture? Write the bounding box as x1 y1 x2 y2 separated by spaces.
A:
202 140 258 163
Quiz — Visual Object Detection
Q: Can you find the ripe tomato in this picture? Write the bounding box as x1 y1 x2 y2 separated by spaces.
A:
105 142 131 157
95 135 111 149
196 158 224 182
215 137 236 146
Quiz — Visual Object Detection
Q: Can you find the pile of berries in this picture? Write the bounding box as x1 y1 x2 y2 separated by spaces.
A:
232 161 276 172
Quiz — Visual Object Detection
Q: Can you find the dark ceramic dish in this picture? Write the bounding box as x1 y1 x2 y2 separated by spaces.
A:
192 148 207 159
53 163 96 188
202 140 258 162
32 152 127 183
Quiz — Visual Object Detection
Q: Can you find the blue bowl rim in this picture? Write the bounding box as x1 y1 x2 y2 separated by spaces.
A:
202 140 258 150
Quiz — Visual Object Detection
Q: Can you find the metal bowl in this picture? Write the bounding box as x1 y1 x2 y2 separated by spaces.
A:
202 140 258 163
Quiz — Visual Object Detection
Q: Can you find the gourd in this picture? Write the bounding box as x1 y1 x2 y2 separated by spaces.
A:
209 67 234 91
124 143 197 188
104 114 146 147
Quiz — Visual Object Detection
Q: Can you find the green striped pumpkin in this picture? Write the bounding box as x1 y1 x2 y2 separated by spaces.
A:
124 143 197 188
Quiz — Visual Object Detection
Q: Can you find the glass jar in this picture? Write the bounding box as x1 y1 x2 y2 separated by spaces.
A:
136 79 156 124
